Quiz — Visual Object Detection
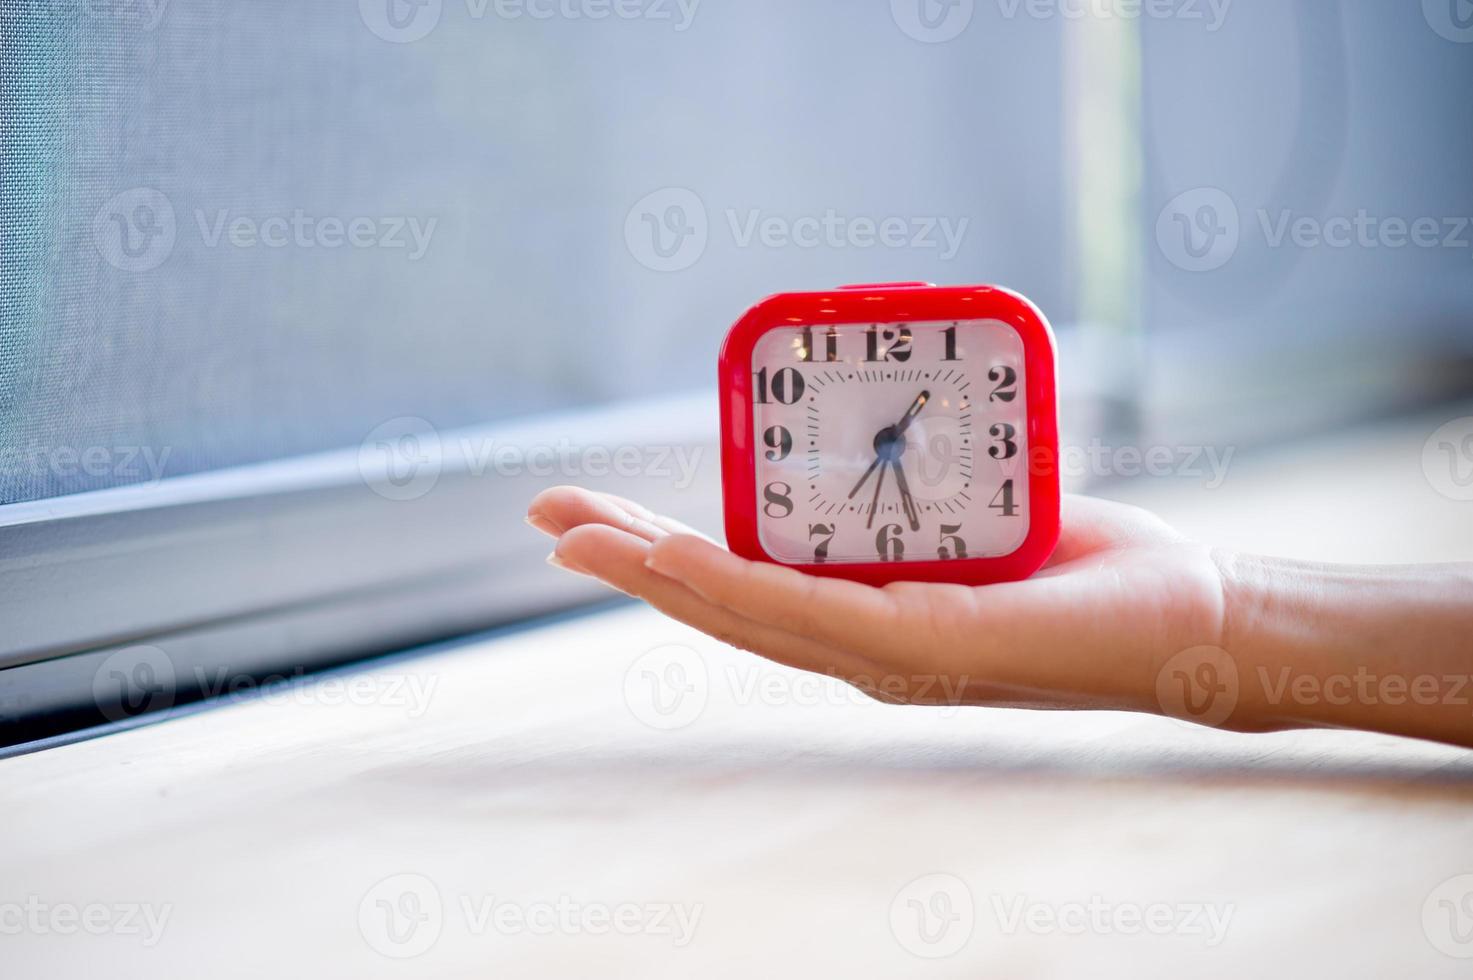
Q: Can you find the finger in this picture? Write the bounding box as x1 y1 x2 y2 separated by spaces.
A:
643 534 909 664
528 486 703 542
554 525 891 682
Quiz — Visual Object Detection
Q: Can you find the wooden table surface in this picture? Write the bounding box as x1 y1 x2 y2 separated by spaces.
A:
5 408 1473 977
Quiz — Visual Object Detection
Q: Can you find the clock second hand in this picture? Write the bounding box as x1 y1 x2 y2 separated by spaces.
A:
865 460 888 530
891 458 921 532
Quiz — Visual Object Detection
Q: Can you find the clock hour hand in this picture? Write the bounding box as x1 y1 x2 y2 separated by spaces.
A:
891 458 921 532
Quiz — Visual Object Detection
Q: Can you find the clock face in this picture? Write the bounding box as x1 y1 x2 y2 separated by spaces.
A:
750 320 1030 566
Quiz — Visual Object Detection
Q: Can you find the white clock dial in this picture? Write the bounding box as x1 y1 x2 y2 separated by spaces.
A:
751 320 1030 566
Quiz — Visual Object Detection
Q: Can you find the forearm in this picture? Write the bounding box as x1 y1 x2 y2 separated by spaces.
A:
1215 552 1473 746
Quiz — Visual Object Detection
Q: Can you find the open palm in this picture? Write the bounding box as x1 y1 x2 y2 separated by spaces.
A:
528 487 1227 717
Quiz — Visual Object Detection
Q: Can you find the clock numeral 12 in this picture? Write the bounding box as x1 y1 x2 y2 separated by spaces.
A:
865 327 912 363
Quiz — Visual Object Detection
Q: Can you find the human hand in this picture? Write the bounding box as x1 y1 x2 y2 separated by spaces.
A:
526 487 1228 718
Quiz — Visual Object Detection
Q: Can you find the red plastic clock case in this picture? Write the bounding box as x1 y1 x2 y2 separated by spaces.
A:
718 282 1061 586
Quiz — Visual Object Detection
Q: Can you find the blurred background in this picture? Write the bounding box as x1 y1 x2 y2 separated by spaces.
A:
2 0 1472 741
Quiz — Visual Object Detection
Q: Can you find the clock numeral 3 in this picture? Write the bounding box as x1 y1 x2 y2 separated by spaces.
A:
875 524 906 562
763 425 793 462
754 367 805 405
808 523 836 563
989 422 1018 461
763 482 794 519
937 524 968 560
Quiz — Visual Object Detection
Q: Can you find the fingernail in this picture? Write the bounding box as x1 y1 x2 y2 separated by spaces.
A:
546 553 589 576
526 514 562 538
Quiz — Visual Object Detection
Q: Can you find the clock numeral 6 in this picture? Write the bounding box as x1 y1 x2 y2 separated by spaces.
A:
989 422 1018 461
763 482 794 519
754 367 805 405
937 524 968 560
763 425 793 462
875 524 905 562
808 523 836 563
989 365 1018 403
989 479 1019 517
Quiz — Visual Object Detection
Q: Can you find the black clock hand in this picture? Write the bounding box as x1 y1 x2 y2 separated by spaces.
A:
847 454 883 501
865 461 887 531
893 390 931 436
848 390 932 501
891 458 921 532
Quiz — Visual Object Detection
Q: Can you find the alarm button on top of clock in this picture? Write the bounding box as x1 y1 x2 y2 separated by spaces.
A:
835 282 936 290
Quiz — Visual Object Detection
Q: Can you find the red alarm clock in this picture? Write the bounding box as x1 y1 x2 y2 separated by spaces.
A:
719 282 1060 586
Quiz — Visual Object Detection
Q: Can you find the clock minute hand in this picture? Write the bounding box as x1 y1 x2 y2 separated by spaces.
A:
891 458 921 532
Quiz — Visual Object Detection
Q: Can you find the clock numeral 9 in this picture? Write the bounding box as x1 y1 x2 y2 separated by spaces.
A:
876 524 905 562
989 422 1018 461
865 326 912 363
989 366 1018 403
763 425 793 462
937 524 968 560
754 367 805 405
989 480 1019 517
809 523 836 563
763 482 794 519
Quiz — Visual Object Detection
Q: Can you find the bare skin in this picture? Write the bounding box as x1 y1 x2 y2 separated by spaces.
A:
528 486 1473 748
